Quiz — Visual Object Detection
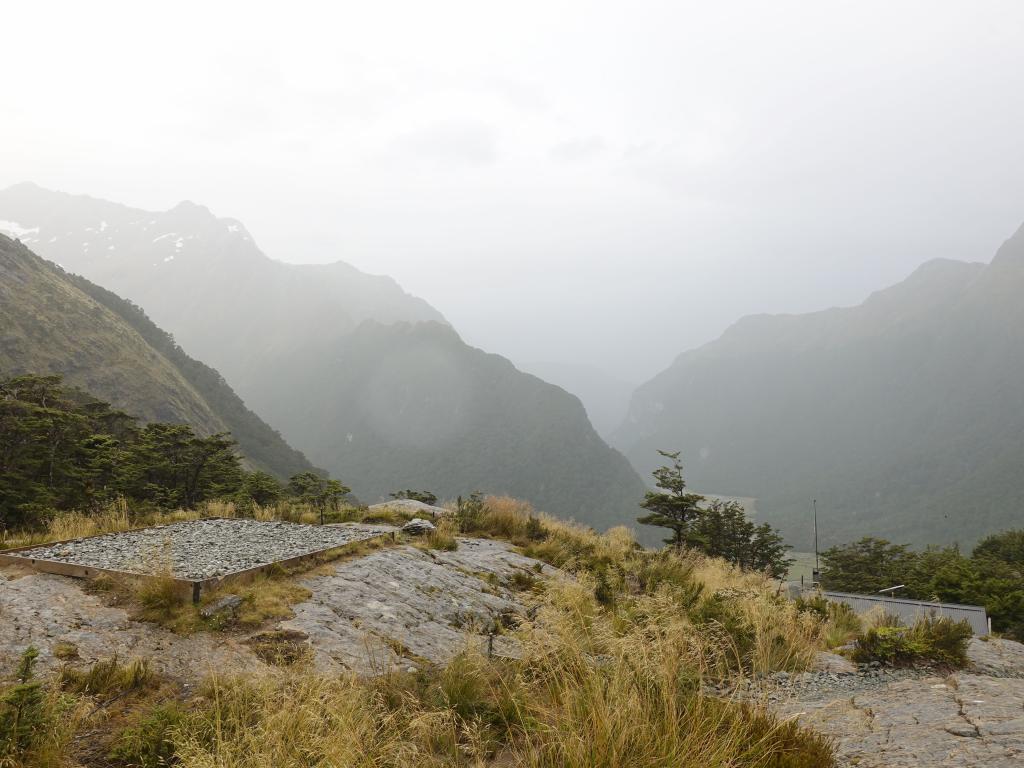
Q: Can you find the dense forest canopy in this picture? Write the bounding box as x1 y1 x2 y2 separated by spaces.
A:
0 375 245 528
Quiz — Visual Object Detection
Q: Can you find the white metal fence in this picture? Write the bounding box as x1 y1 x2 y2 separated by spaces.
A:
818 590 989 635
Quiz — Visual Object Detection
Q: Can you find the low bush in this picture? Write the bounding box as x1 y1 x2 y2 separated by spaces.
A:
423 518 460 551
0 648 80 768
107 702 186 768
853 616 973 667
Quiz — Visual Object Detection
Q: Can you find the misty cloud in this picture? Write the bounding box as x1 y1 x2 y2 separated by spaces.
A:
550 136 606 163
2 0 1023 379
394 121 499 167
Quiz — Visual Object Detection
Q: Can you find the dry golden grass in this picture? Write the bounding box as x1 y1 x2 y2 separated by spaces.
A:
0 498 201 551
58 656 155 697
162 574 834 767
451 495 826 676
4 494 840 766
410 517 460 552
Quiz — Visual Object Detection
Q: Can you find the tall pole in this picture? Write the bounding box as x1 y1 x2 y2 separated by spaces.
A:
812 499 819 579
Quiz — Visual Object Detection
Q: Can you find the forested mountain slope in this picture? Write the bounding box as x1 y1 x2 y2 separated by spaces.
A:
247 320 648 526
1 184 647 529
516 360 635 439
615 221 1024 549
0 182 444 417
0 234 315 479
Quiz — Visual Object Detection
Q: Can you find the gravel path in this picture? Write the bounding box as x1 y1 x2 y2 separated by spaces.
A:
5 519 391 580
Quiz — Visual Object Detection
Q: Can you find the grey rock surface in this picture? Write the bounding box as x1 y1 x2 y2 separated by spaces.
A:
812 651 857 674
200 594 243 619
401 518 437 535
967 636 1024 678
1 534 551 682
771 638 1024 767
369 499 448 517
6 519 390 580
0 569 254 679
282 538 556 673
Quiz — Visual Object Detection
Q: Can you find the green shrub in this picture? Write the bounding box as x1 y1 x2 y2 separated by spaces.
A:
0 648 47 760
795 594 830 619
454 493 486 534
107 702 185 768
853 616 972 667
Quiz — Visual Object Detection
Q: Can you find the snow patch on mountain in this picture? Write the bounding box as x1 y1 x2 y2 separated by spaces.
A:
0 219 39 240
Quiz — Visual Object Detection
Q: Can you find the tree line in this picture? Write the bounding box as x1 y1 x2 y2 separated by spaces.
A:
820 532 1024 641
0 374 347 530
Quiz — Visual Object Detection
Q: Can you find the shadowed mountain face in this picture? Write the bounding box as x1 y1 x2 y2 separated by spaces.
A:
1 184 648 529
0 234 315 479
516 361 635 440
615 222 1024 550
269 321 647 523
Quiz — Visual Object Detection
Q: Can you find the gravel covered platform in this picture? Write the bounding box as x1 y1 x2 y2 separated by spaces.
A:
3 519 392 581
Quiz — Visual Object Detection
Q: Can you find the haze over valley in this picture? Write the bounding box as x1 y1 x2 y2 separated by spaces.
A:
6 5 1024 767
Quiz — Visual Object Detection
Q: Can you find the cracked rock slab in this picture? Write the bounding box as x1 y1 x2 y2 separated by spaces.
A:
968 637 1024 678
774 639 1024 767
281 539 555 673
0 569 254 681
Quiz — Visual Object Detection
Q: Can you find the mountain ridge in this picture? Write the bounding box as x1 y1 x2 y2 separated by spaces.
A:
0 233 316 479
615 224 1024 549
1 184 648 531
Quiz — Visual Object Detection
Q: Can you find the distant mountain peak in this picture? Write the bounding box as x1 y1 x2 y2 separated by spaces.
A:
615 216 1024 550
169 199 213 215
992 220 1024 267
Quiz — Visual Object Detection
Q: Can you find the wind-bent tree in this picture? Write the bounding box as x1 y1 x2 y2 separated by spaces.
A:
637 450 706 549
638 450 792 577
690 500 793 578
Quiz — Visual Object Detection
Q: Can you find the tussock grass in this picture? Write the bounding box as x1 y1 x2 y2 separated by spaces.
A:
1 498 133 550
0 498 199 551
411 517 460 552
458 496 826 676
5 494 841 765
58 657 154 697
231 577 313 629
167 578 835 767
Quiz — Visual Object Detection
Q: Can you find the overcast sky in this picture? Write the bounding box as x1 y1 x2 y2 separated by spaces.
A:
3 0 1023 380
